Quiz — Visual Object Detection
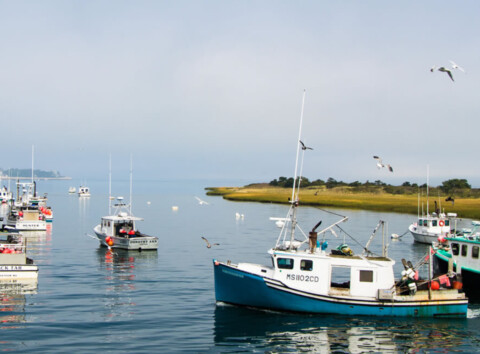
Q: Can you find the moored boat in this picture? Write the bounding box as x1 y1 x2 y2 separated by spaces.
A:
68 186 76 194
213 92 467 318
0 233 38 280
4 182 47 231
92 158 157 251
78 186 90 197
409 212 458 244
433 221 480 301
93 197 158 250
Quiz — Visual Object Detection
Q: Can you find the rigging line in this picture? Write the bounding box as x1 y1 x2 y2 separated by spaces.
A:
316 207 348 220
335 225 381 257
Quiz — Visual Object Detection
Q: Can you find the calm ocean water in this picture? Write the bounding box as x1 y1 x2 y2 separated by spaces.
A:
0 179 479 353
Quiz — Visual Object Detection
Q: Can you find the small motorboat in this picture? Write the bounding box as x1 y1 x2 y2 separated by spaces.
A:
78 186 91 197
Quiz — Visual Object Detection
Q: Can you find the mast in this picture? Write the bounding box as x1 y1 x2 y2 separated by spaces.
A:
31 145 34 183
426 165 429 215
289 90 306 247
291 89 306 203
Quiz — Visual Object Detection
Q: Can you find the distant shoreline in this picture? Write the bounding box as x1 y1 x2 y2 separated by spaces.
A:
206 185 480 219
1 177 72 180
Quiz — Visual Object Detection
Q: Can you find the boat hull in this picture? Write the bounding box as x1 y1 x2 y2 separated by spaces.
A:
0 265 38 280
94 227 158 250
409 227 438 244
214 261 467 317
5 221 47 231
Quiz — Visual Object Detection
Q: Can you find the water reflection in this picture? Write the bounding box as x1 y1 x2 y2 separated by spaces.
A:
96 248 157 321
0 279 37 328
213 305 475 352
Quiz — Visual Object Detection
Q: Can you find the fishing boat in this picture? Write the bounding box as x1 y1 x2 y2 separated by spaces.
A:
93 197 158 250
92 158 158 251
433 220 480 301
213 92 467 317
68 187 76 194
409 212 458 244
78 186 90 197
4 182 47 231
0 233 38 280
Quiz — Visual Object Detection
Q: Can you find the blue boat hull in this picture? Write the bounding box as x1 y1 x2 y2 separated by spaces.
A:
214 261 467 317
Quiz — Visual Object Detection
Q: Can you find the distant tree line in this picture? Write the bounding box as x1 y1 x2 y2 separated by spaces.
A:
0 168 62 178
269 177 477 197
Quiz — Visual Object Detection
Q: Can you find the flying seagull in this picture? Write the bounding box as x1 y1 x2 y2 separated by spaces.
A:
195 196 209 205
438 66 454 82
201 236 219 248
373 156 393 172
450 60 465 73
299 140 313 151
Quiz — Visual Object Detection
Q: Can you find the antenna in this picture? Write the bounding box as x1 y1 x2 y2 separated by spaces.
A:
108 154 112 214
129 154 133 215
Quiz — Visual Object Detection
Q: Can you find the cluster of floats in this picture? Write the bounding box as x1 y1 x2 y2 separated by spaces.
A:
213 93 473 318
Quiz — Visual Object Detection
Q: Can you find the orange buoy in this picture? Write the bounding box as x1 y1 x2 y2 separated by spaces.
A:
128 230 135 235
453 281 463 289
430 281 440 290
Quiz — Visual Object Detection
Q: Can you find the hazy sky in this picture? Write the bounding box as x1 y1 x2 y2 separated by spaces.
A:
1 1 479 186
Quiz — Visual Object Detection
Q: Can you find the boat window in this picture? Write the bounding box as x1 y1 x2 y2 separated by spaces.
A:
300 260 313 271
277 258 294 270
452 243 459 255
330 267 350 289
418 219 423 226
461 244 468 257
359 270 373 282
472 246 479 259
432 220 437 227
445 220 450 226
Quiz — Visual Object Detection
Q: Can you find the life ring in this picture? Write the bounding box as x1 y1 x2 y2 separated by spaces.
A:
439 220 445 227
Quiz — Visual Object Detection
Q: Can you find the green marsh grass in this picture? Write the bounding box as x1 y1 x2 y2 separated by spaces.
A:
206 186 480 219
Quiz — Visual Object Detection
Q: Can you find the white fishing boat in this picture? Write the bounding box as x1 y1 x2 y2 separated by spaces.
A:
213 92 467 317
78 186 90 197
93 197 158 250
409 212 458 244
4 182 47 231
0 233 38 280
92 158 158 251
433 220 480 301
408 169 458 244
68 187 76 194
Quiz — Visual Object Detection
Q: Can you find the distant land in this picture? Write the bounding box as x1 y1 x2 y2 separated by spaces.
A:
206 177 480 219
0 168 71 180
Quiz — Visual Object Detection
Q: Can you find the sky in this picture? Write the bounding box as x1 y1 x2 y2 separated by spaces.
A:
1 1 479 187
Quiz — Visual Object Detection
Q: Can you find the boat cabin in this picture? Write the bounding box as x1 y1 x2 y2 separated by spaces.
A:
99 214 144 238
270 249 395 299
447 236 480 271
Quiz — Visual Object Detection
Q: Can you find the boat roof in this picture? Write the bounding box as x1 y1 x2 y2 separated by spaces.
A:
101 214 144 222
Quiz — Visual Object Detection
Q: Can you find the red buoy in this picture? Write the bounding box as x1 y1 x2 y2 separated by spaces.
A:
430 281 440 290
